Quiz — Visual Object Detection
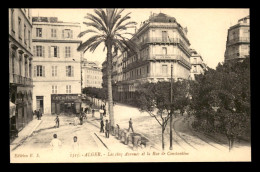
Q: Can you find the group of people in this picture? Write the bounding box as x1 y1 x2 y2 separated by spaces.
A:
100 119 111 138
49 134 79 152
100 118 134 138
34 109 42 120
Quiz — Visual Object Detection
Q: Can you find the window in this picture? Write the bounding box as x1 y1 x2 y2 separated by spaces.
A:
29 63 32 78
11 9 15 32
19 54 22 75
65 46 71 58
52 66 57 77
51 46 58 57
34 65 45 77
24 60 28 77
24 25 27 44
36 28 42 37
18 17 22 39
162 47 167 55
28 30 31 48
63 29 73 38
194 58 197 64
162 65 168 74
51 28 57 37
66 85 71 93
12 52 15 74
66 66 74 77
35 46 45 57
162 31 167 42
52 85 57 94
193 65 197 72
152 30 155 38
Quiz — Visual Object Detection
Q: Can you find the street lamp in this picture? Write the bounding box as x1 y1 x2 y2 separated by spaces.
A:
169 63 173 150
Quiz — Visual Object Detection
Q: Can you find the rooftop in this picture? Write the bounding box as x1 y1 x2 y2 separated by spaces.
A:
32 16 80 25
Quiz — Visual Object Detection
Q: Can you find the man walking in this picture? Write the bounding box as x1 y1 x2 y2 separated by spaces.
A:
100 119 104 133
128 118 134 133
54 115 60 128
105 120 110 138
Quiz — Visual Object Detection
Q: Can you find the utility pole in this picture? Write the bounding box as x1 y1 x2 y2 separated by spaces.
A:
169 63 173 150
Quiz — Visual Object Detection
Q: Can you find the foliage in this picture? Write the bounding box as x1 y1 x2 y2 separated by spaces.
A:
134 81 190 150
83 87 107 102
190 57 250 149
78 9 137 126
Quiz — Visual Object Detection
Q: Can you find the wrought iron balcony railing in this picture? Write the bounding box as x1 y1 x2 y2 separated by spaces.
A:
227 37 250 46
11 74 33 86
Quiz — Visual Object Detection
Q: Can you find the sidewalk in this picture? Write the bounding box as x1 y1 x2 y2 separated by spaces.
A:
10 116 43 151
86 115 157 152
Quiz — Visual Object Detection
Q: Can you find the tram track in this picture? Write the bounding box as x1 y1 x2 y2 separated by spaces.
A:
172 117 198 150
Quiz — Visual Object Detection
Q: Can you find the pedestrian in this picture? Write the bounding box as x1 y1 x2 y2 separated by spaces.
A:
79 114 83 125
103 108 106 117
128 118 134 133
105 120 110 138
54 115 60 128
37 110 40 120
92 109 95 117
99 108 104 120
74 116 79 126
71 136 80 153
50 134 62 152
33 110 37 118
100 119 104 133
39 109 42 120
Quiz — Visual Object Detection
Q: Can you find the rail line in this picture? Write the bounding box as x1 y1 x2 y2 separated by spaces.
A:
172 117 198 150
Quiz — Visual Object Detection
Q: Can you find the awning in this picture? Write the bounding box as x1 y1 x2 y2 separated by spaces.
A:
9 101 16 118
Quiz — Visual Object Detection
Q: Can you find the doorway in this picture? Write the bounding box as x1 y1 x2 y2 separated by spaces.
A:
36 96 44 114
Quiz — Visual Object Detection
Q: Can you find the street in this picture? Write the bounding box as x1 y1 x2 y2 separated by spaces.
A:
10 102 251 162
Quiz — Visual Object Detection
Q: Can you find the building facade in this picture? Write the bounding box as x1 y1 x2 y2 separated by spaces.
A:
189 49 207 80
9 8 34 133
82 60 102 88
32 17 82 115
224 15 250 62
102 13 192 102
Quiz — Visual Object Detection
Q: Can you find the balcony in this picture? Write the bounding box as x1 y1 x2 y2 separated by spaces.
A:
142 37 190 54
11 74 33 86
149 54 191 68
227 37 250 46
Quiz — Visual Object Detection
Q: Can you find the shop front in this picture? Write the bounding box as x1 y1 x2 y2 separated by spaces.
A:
51 94 82 115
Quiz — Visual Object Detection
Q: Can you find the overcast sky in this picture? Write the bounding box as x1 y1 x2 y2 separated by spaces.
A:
31 8 249 69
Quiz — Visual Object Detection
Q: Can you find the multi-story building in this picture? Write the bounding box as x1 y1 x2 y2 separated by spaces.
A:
189 49 207 80
82 59 102 88
9 8 34 133
224 15 250 62
102 13 192 102
32 17 82 115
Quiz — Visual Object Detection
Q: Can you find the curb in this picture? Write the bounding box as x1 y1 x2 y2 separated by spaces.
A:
10 120 43 152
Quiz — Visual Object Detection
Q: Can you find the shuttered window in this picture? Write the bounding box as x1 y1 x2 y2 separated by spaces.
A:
66 65 74 77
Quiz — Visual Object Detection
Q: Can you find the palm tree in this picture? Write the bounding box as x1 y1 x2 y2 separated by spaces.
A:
77 9 138 127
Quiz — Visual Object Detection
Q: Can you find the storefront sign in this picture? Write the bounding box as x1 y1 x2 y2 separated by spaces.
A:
51 94 80 101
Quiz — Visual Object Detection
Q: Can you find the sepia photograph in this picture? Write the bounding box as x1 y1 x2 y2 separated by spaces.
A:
9 8 250 163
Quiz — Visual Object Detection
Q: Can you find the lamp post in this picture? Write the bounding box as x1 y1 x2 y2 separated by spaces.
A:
169 63 173 150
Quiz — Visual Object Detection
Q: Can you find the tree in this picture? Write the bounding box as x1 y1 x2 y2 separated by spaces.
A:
135 81 190 150
77 9 137 127
190 57 250 151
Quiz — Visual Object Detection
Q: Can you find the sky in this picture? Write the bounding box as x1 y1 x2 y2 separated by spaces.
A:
31 8 249 69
